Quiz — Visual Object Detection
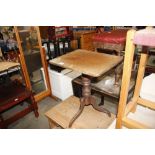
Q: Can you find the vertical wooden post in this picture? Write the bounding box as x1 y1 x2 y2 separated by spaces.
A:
14 26 32 90
131 52 148 112
116 29 136 128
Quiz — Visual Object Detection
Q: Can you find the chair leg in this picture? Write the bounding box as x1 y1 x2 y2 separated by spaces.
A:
99 96 104 106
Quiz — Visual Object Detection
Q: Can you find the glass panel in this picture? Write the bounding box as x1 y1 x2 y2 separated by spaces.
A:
0 26 24 85
17 26 46 94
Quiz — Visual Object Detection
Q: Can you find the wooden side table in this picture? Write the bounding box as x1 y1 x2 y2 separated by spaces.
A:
49 49 123 127
0 80 39 128
45 96 115 129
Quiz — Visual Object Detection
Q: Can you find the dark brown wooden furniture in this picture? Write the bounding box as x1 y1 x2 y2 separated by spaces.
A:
49 49 123 127
0 80 39 128
72 73 135 109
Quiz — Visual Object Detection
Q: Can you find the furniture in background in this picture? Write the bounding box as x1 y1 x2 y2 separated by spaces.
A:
49 49 123 127
92 29 128 55
14 26 51 102
39 26 49 40
0 61 19 73
0 47 27 86
48 26 73 41
134 45 155 75
2 50 19 62
45 96 115 129
0 61 39 128
72 72 135 111
0 61 21 84
145 49 155 74
42 39 72 60
40 26 73 60
0 80 39 128
92 29 131 89
116 27 155 129
73 30 96 51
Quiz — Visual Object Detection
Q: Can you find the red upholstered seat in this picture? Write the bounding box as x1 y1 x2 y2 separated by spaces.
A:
133 27 155 47
92 29 128 44
92 29 128 53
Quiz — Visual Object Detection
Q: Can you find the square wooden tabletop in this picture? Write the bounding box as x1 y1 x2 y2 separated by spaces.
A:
49 49 123 77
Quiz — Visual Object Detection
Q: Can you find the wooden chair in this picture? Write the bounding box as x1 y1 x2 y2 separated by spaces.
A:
116 27 155 129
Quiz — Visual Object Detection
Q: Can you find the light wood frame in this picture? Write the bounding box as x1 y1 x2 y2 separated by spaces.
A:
116 28 155 129
14 26 51 102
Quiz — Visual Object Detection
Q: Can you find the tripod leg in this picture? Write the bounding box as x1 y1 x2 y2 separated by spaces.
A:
91 101 111 117
68 99 85 128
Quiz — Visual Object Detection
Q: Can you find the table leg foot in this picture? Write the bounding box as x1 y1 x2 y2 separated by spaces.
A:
91 101 111 117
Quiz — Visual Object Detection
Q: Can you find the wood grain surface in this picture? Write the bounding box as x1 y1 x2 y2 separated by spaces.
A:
49 49 123 77
0 62 20 72
45 96 115 129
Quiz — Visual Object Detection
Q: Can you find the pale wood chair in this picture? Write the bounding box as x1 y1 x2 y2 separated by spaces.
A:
116 27 155 129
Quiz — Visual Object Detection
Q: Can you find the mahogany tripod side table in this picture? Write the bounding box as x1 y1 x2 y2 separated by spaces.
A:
49 49 123 128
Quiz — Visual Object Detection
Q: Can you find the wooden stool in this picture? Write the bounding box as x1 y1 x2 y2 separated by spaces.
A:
45 96 115 129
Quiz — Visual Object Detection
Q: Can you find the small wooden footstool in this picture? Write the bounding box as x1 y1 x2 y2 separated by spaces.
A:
45 96 115 129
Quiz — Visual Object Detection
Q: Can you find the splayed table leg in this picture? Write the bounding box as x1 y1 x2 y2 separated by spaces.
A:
68 76 111 128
